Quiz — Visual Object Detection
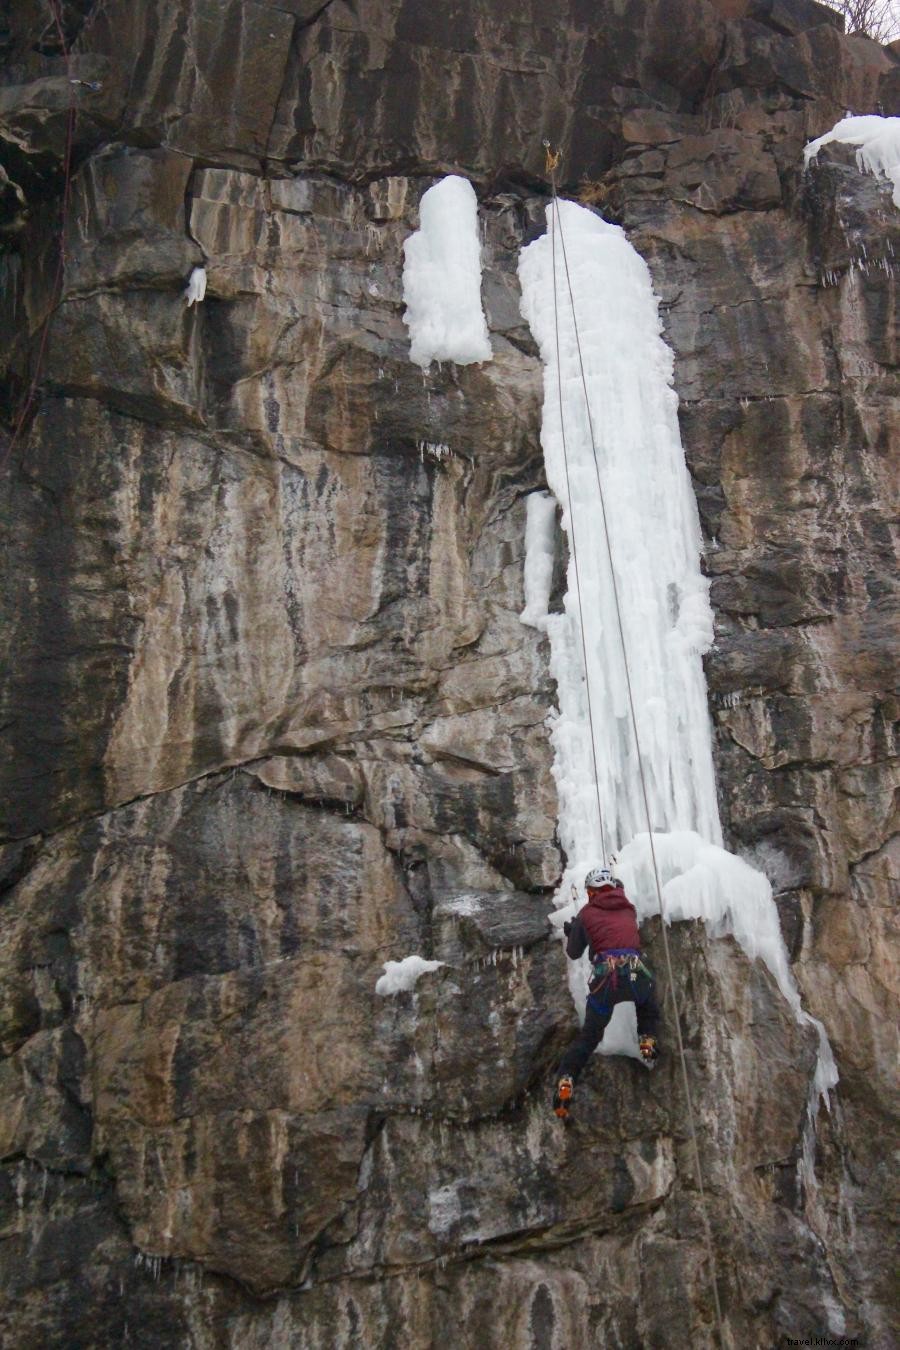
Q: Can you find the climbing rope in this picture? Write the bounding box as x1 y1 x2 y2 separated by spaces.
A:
545 144 726 1347
544 146 608 866
1 0 78 474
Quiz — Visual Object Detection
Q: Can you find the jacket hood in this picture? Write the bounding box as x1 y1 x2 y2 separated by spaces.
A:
587 884 632 911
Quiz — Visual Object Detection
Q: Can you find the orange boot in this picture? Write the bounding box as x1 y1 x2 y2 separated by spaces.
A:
553 1075 575 1118
639 1035 659 1066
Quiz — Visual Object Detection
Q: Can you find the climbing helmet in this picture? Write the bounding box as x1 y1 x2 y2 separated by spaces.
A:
585 866 615 890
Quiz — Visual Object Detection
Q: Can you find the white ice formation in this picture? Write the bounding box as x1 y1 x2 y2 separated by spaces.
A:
518 201 720 860
402 175 492 369
517 200 836 1096
520 491 558 627
376 955 445 996
183 266 207 306
804 114 900 208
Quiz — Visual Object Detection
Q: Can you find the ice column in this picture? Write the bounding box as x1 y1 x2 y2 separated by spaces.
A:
517 201 836 1094
518 201 721 867
402 175 492 369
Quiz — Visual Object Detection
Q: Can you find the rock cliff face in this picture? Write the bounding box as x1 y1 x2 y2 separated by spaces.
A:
1 1 897 1346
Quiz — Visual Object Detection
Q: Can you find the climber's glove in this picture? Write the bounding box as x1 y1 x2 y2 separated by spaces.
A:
563 921 572 937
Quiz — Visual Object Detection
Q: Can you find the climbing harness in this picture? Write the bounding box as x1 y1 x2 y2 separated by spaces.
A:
589 952 653 994
587 953 652 1012
544 143 726 1348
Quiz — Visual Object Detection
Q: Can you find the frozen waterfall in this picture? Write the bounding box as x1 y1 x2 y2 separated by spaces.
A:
517 199 836 1095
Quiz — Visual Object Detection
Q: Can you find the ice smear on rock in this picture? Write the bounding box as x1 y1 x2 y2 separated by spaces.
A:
376 955 445 995
436 894 484 917
517 200 837 1098
804 114 900 208
402 175 492 369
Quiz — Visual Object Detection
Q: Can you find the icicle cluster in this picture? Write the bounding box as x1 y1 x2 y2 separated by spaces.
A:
473 945 527 970
134 1251 167 1281
418 439 452 462
804 114 900 207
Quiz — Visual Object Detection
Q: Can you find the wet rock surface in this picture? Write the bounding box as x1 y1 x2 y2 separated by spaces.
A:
1 1 898 1346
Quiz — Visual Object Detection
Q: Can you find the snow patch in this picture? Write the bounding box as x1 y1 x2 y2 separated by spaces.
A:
375 955 445 996
402 175 492 369
804 114 900 208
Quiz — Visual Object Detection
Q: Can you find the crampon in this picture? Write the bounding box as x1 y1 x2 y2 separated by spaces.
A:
639 1035 659 1066
553 1075 574 1119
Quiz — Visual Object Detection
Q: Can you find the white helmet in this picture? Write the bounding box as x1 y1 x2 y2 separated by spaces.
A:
585 866 615 890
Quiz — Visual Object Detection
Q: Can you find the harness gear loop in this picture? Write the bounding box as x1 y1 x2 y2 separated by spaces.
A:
588 953 652 999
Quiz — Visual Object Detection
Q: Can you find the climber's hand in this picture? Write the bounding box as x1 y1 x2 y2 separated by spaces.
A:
563 921 572 937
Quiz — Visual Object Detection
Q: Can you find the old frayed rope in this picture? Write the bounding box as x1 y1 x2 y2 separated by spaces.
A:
543 140 726 1347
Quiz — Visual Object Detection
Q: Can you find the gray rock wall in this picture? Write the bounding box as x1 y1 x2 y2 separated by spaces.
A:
1 1 897 1345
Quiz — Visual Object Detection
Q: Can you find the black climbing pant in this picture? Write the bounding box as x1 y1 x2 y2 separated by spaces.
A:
557 967 660 1082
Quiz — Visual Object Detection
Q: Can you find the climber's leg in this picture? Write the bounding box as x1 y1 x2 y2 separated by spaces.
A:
556 999 612 1083
634 971 661 1063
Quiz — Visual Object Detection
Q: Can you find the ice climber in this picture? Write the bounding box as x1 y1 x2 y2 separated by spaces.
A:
553 867 660 1119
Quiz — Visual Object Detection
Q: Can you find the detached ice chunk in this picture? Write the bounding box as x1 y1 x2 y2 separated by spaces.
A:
184 266 207 306
804 114 900 208
402 175 492 369
375 955 445 995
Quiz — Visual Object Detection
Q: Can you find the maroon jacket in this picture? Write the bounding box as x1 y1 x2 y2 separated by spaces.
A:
566 885 641 961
